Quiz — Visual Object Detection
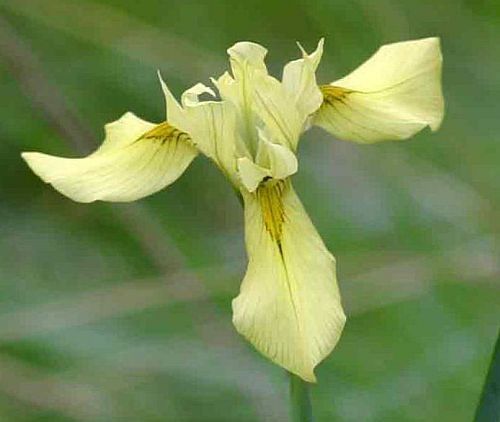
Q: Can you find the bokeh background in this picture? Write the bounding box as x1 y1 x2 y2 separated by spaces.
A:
0 0 499 421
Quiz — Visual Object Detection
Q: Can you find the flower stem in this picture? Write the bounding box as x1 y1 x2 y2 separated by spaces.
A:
474 329 499 421
289 372 314 422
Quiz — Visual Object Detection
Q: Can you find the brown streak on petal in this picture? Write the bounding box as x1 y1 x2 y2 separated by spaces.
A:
319 84 352 106
256 180 287 243
135 121 194 147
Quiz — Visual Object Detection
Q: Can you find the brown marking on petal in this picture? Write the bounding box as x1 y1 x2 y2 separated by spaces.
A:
320 85 352 107
256 180 287 243
135 121 193 146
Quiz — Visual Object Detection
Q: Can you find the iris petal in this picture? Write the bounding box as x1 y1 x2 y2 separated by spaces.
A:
233 180 346 382
22 113 197 203
314 37 444 143
282 39 324 121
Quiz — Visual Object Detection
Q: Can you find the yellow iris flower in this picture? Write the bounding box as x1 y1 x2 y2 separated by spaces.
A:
22 37 444 382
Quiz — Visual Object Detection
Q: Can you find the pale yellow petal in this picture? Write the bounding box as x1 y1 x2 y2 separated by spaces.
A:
282 39 324 121
250 69 303 150
314 37 444 143
227 41 268 79
159 75 240 185
181 82 216 107
256 130 298 180
22 113 197 203
211 71 238 105
233 181 346 381
237 132 298 192
237 157 270 192
224 42 304 151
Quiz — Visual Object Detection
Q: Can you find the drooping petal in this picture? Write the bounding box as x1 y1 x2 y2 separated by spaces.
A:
159 76 241 185
282 39 324 121
313 37 444 143
233 180 346 382
22 112 197 203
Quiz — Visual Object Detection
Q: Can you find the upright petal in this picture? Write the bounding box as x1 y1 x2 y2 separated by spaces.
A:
222 42 304 151
313 37 444 143
160 76 240 186
250 70 303 150
282 39 324 122
233 180 346 381
228 41 268 80
22 113 197 203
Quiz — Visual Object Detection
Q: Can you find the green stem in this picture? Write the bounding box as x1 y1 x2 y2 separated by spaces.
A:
475 329 500 421
289 372 314 422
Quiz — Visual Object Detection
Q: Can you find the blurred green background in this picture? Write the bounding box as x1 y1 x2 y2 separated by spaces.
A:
0 0 499 421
